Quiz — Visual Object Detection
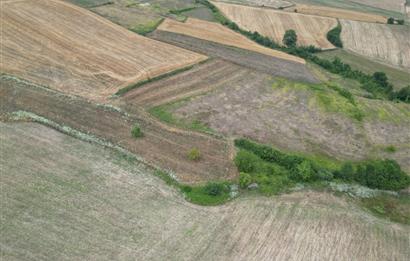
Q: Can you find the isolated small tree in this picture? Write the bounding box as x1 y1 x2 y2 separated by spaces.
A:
239 172 252 188
372 72 388 87
387 17 395 24
283 29 297 47
187 148 201 161
131 124 143 138
397 19 404 25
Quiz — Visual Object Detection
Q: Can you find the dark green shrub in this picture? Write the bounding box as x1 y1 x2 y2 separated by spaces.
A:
327 24 343 48
397 19 404 25
283 29 297 47
204 182 227 196
131 124 143 138
234 150 261 173
393 86 410 103
387 17 395 24
335 162 355 181
291 160 315 182
239 172 252 188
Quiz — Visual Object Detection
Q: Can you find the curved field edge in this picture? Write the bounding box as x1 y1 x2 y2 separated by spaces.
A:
1 121 409 260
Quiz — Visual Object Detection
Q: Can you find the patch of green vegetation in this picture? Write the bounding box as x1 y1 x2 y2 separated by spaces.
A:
361 194 410 225
272 78 364 121
187 147 201 161
234 138 410 192
67 0 113 8
149 104 214 134
169 6 197 15
182 182 231 206
131 124 143 138
131 18 164 36
384 145 397 153
115 64 194 96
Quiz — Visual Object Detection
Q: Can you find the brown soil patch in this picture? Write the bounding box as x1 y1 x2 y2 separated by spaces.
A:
287 4 387 23
212 1 338 49
0 0 206 101
158 18 304 63
0 75 236 184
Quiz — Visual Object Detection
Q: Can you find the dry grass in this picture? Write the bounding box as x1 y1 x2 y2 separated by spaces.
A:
1 122 409 260
349 0 406 13
0 0 206 101
287 4 388 23
212 1 338 49
158 18 305 63
340 20 410 70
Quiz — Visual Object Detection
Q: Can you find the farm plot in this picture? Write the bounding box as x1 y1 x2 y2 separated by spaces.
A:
212 0 293 9
171 77 410 171
285 4 387 23
0 0 206 101
212 1 338 49
1 122 409 260
157 18 304 63
349 0 406 14
0 75 236 184
150 31 318 83
340 20 410 70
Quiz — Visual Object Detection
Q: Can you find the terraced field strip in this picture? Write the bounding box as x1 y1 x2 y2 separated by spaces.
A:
0 0 206 101
340 19 410 70
121 59 250 108
2 124 409 261
158 18 304 63
286 4 388 23
212 1 338 49
149 31 318 83
0 76 236 184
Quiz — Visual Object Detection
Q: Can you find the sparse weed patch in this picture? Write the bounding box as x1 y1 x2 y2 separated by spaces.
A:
187 148 201 161
183 182 231 205
131 124 143 138
361 194 410 225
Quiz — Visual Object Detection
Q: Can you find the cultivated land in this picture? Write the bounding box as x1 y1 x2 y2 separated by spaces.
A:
350 0 406 13
285 4 387 23
157 18 304 63
0 0 206 101
1 122 409 261
340 20 410 70
0 75 236 184
212 0 293 9
317 49 410 89
150 31 317 83
212 1 338 49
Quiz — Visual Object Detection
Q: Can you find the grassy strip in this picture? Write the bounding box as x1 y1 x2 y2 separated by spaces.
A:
326 22 343 48
361 194 410 225
196 0 409 103
115 64 195 96
131 18 164 36
170 6 197 15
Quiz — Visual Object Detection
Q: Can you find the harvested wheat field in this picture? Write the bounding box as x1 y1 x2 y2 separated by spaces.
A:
158 18 304 63
340 19 410 70
286 4 387 23
212 1 338 49
1 121 409 260
0 0 206 101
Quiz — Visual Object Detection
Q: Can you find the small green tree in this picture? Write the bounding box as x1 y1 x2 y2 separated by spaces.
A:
204 182 225 196
397 19 404 25
283 29 297 47
234 150 261 173
239 172 252 188
292 160 315 182
387 17 395 24
131 124 143 138
187 148 201 161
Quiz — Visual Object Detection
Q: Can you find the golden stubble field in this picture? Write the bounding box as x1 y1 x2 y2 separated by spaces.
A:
212 1 338 49
340 19 410 70
0 0 207 101
158 18 305 63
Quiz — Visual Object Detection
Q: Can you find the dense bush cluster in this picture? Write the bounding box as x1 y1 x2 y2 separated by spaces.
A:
326 24 343 48
197 0 410 103
235 139 409 192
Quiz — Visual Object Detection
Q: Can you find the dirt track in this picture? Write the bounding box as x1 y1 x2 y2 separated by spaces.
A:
0 75 236 184
0 0 206 101
150 30 318 83
2 121 409 260
212 1 338 49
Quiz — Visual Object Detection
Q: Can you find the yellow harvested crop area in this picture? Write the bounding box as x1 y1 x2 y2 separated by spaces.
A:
0 0 207 100
287 4 387 23
158 18 305 64
212 1 338 49
340 19 410 70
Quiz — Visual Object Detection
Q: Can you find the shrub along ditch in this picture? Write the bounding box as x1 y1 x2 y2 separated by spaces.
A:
196 0 409 103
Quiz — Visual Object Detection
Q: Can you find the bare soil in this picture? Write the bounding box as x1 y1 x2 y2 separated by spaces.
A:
149 30 318 83
0 0 206 101
2 121 409 260
0 75 236 184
